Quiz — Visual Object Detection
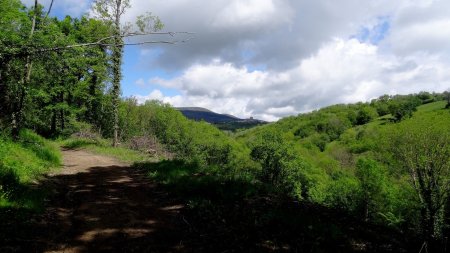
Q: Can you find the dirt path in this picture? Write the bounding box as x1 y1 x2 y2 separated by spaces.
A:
29 149 185 252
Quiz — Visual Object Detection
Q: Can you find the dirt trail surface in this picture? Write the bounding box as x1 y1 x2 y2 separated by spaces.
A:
16 149 186 252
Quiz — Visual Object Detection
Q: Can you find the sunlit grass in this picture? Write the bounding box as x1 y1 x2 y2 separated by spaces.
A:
0 130 61 210
60 137 153 163
416 100 446 112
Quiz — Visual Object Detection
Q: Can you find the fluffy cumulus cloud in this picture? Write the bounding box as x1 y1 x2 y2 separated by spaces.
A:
137 38 450 121
386 0 450 56
32 0 450 120
140 39 450 120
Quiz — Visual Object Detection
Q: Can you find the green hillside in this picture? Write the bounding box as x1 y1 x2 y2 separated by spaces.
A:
232 95 449 242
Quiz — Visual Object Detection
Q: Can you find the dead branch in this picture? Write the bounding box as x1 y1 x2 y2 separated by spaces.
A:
45 0 55 19
2 32 194 57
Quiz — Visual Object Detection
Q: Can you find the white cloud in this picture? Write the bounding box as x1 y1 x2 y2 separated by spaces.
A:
139 37 450 121
135 78 146 87
383 0 450 55
212 0 291 30
135 89 164 103
152 60 271 98
388 19 450 55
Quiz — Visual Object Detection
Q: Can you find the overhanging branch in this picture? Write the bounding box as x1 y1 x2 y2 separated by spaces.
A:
3 32 195 57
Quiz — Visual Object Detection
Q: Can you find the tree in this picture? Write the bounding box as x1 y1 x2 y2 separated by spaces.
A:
1 0 191 141
391 115 450 242
388 96 421 122
92 0 163 146
444 90 450 109
250 130 293 185
4 0 39 137
355 158 386 221
355 106 378 125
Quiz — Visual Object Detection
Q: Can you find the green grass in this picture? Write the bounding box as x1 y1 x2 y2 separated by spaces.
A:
0 130 61 210
133 159 261 203
60 137 152 163
416 100 447 112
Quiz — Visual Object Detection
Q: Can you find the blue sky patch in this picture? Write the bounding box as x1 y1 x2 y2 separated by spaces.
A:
122 46 181 98
353 16 390 45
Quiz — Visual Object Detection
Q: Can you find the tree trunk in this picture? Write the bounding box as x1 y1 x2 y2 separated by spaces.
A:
51 109 56 135
364 199 369 222
12 0 38 138
60 92 65 130
88 73 98 123
111 0 123 147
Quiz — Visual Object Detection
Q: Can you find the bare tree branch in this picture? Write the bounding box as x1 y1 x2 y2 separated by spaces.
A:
2 32 195 57
45 0 55 19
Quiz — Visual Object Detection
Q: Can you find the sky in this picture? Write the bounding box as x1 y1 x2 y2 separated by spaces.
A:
23 0 450 121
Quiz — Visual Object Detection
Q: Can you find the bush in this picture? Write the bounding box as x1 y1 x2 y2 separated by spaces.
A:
310 133 330 152
324 174 360 211
356 106 378 125
388 97 421 122
355 158 387 220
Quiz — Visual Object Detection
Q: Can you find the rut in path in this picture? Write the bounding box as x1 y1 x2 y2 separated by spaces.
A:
19 149 186 253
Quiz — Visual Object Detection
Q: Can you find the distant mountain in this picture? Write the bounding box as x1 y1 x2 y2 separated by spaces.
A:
176 107 239 123
176 107 213 113
176 107 267 131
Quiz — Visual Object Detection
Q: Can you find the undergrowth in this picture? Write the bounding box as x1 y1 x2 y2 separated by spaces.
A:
133 160 412 252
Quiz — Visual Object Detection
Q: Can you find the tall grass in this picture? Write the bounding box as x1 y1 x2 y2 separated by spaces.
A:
0 130 61 210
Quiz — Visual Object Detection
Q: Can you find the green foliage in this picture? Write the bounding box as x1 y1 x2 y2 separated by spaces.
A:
444 91 450 108
136 12 164 33
248 130 324 199
309 133 330 152
388 98 420 122
324 173 360 211
355 158 387 220
237 99 449 239
0 2 112 137
250 130 292 185
356 106 378 125
134 160 259 200
389 111 450 239
116 100 250 170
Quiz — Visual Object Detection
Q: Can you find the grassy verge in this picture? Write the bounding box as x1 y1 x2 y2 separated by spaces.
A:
0 129 61 210
59 137 152 163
